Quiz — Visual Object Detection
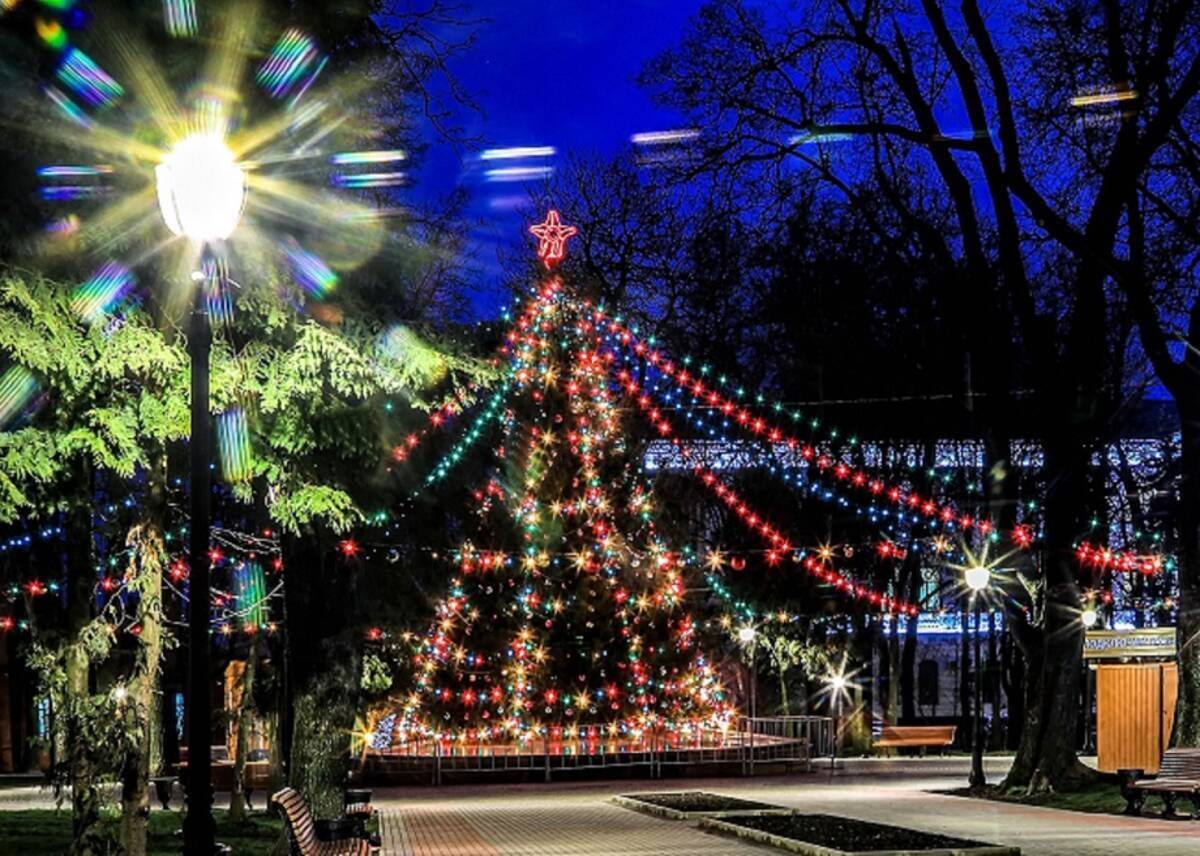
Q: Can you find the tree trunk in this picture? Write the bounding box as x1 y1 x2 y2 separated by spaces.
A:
900 570 920 722
1002 627 1025 750
987 610 1003 749
285 533 363 817
64 467 105 856
959 605 971 747
886 616 900 725
778 667 790 716
120 455 168 856
1172 393 1200 746
230 633 263 824
1003 435 1095 792
290 661 360 818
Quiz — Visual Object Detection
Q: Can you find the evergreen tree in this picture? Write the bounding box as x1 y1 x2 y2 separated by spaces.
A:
382 265 733 750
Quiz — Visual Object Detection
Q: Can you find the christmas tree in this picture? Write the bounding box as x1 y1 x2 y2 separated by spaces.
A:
383 212 734 750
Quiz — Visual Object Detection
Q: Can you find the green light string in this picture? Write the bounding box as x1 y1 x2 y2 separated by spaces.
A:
422 379 513 488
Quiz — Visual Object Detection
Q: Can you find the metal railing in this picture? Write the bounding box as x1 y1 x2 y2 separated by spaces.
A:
741 716 834 757
365 719 828 784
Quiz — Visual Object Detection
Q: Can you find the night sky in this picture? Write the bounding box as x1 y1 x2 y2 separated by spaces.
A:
409 1 699 310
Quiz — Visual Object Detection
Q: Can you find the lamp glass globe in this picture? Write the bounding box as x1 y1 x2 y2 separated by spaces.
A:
964 565 991 592
156 134 246 243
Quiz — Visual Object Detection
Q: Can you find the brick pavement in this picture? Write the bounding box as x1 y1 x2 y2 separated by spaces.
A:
374 759 1200 856
380 800 771 855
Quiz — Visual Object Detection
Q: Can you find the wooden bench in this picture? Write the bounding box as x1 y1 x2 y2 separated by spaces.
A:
1123 748 1200 817
874 725 957 756
272 787 378 856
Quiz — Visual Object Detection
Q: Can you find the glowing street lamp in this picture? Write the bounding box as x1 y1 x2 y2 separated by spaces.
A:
824 670 850 773
155 134 246 243
964 564 991 594
155 130 247 854
736 624 758 775
1081 604 1099 752
964 565 990 790
25 14 393 851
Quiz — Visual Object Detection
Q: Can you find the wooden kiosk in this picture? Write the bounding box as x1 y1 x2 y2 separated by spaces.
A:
1084 627 1177 774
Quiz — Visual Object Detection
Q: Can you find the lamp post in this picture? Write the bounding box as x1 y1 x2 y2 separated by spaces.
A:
1081 607 1099 754
964 565 990 790
828 673 846 774
156 132 247 855
737 625 757 776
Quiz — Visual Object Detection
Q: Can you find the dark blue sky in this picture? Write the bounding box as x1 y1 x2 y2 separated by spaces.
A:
410 1 700 310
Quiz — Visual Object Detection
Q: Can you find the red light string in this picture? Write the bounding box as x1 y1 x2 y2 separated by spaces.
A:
612 366 919 615
1076 542 1164 575
593 307 1166 580
596 310 995 540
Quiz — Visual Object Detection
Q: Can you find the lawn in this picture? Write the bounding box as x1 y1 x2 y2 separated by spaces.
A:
0 809 282 855
942 781 1130 815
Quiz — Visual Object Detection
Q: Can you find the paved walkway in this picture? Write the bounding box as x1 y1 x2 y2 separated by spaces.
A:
373 758 1200 856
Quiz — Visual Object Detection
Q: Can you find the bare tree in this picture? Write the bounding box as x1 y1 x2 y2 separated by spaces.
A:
641 0 1198 790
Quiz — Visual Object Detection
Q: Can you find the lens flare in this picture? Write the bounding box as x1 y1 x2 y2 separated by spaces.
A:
202 257 235 328
256 28 320 99
330 150 406 165
56 48 123 108
284 240 337 299
72 261 134 323
37 164 111 201
46 214 80 235
35 18 68 50
232 560 268 629
217 407 252 482
163 0 198 37
44 85 92 128
331 172 407 189
0 367 39 430
330 150 407 187
479 146 555 160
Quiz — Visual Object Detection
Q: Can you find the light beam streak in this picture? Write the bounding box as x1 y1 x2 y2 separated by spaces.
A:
217 408 252 482
0 367 39 430
72 261 134 323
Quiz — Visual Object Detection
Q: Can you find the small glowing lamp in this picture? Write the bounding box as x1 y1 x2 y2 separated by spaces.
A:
156 133 246 243
736 625 757 645
964 565 991 593
1081 608 1098 629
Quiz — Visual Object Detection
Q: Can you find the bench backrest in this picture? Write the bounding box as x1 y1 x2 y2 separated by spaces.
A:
272 787 319 854
1158 748 1200 780
881 725 956 742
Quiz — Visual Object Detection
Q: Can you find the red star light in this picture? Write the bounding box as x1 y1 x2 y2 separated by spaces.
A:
529 209 578 268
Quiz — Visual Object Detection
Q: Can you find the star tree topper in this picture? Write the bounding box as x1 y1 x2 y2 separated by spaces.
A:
529 209 578 268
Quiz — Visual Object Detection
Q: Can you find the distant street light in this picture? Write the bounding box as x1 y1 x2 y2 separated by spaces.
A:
156 130 247 855
737 624 758 775
825 671 849 773
964 564 991 594
1081 605 1099 753
965 566 990 790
